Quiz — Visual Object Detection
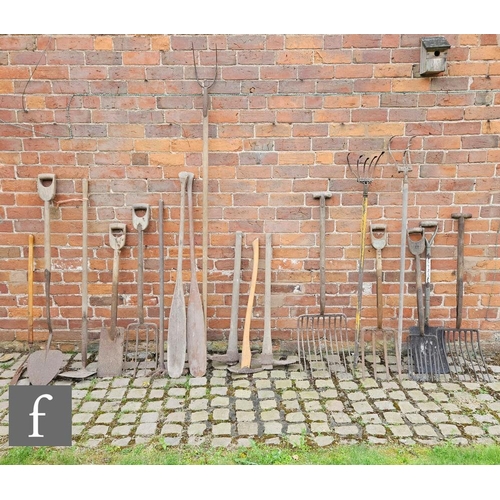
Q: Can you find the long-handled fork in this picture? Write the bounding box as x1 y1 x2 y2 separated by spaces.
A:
347 152 384 373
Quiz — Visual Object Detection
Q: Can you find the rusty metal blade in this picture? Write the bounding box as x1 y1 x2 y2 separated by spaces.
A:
27 350 64 385
97 326 125 377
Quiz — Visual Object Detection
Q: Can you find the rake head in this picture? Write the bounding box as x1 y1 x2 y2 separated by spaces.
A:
347 151 384 186
440 327 492 382
297 313 352 379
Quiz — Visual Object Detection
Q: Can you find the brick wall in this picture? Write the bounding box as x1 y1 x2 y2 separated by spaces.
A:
0 34 499 350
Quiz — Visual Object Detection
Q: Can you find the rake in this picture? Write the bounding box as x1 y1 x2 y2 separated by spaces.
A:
347 152 384 373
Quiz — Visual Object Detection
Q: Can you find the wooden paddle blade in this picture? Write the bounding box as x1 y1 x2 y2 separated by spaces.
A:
167 288 187 378
27 350 63 386
96 327 124 378
187 282 206 377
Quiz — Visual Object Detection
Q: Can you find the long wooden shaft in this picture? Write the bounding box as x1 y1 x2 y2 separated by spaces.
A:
81 179 88 367
202 110 209 333
158 199 165 369
28 234 34 345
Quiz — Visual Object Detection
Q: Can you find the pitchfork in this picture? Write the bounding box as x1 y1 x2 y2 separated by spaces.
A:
347 152 384 374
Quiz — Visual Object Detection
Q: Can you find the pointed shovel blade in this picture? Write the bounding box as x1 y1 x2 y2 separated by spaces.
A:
27 350 63 385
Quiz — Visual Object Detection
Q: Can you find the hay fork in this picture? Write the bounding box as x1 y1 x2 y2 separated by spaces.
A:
347 151 384 373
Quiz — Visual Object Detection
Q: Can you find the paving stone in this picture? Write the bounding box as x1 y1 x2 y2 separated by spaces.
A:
414 425 438 438
236 438 253 448
304 401 323 412
408 390 428 402
211 437 232 447
72 425 85 436
111 425 132 436
332 413 352 424
189 377 207 386
442 403 460 413
166 412 186 423
290 371 307 380
118 414 137 424
270 370 287 379
315 379 335 389
163 436 182 446
362 414 382 424
383 412 404 425
211 370 226 378
89 425 109 436
275 379 292 390
259 399 277 410
339 381 358 391
255 379 272 389
320 389 339 399
487 425 500 436
165 398 184 410
477 394 494 402
405 413 426 424
314 436 334 447
136 423 157 435
189 399 208 411
388 391 406 401
210 387 227 396
428 412 449 423
474 414 498 424
422 382 439 391
188 423 207 436
335 425 359 436
211 422 231 435
295 380 311 390
127 388 147 399
311 422 331 434
374 400 395 411
368 389 386 399
161 424 183 435
140 412 158 423
283 400 301 411
389 425 413 437
72 390 88 400
111 438 131 447
439 424 461 437
261 409 281 421
257 390 275 399
286 412 305 423
190 411 209 423
361 378 379 389
326 400 344 412
366 424 386 436
300 390 320 400
381 381 399 390
398 401 418 413
233 379 251 388
417 401 440 412
231 399 251 412
96 413 115 424
151 379 168 389
236 411 256 422
464 425 484 437
84 439 104 448
476 437 495 446
429 392 449 403
253 371 269 379
488 402 500 412
149 389 164 400
352 401 373 414
80 402 100 412
441 383 462 392
348 392 366 402
106 388 126 400
237 422 259 435
235 389 252 399
287 423 307 434
263 422 283 435
190 387 207 399
211 397 230 407
308 411 328 422
449 414 473 425
282 390 298 400
187 436 206 446
210 377 226 386
73 413 92 424
401 380 419 389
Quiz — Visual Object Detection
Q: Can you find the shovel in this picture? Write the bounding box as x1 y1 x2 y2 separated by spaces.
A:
406 227 448 380
167 172 189 378
186 172 207 377
97 223 126 378
27 174 63 386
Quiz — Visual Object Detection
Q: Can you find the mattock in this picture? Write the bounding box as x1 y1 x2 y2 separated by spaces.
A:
192 43 218 335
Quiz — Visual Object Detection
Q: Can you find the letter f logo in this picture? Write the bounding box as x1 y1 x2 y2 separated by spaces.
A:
29 394 53 438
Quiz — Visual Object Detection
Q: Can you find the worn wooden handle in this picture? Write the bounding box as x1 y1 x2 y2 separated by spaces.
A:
241 238 259 369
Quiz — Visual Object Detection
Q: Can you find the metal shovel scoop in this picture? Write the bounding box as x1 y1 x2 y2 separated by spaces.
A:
406 227 448 380
97 223 127 378
27 174 63 385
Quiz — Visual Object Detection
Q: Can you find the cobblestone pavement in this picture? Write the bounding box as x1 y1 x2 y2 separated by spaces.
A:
2 351 500 449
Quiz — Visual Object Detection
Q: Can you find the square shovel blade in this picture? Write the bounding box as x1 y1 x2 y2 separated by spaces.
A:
97 327 125 378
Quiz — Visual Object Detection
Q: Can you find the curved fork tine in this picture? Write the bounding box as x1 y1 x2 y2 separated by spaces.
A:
192 43 218 89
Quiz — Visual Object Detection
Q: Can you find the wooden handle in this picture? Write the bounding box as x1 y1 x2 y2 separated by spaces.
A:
28 234 34 344
241 238 259 369
262 233 272 357
376 249 383 329
82 179 88 367
227 231 242 357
